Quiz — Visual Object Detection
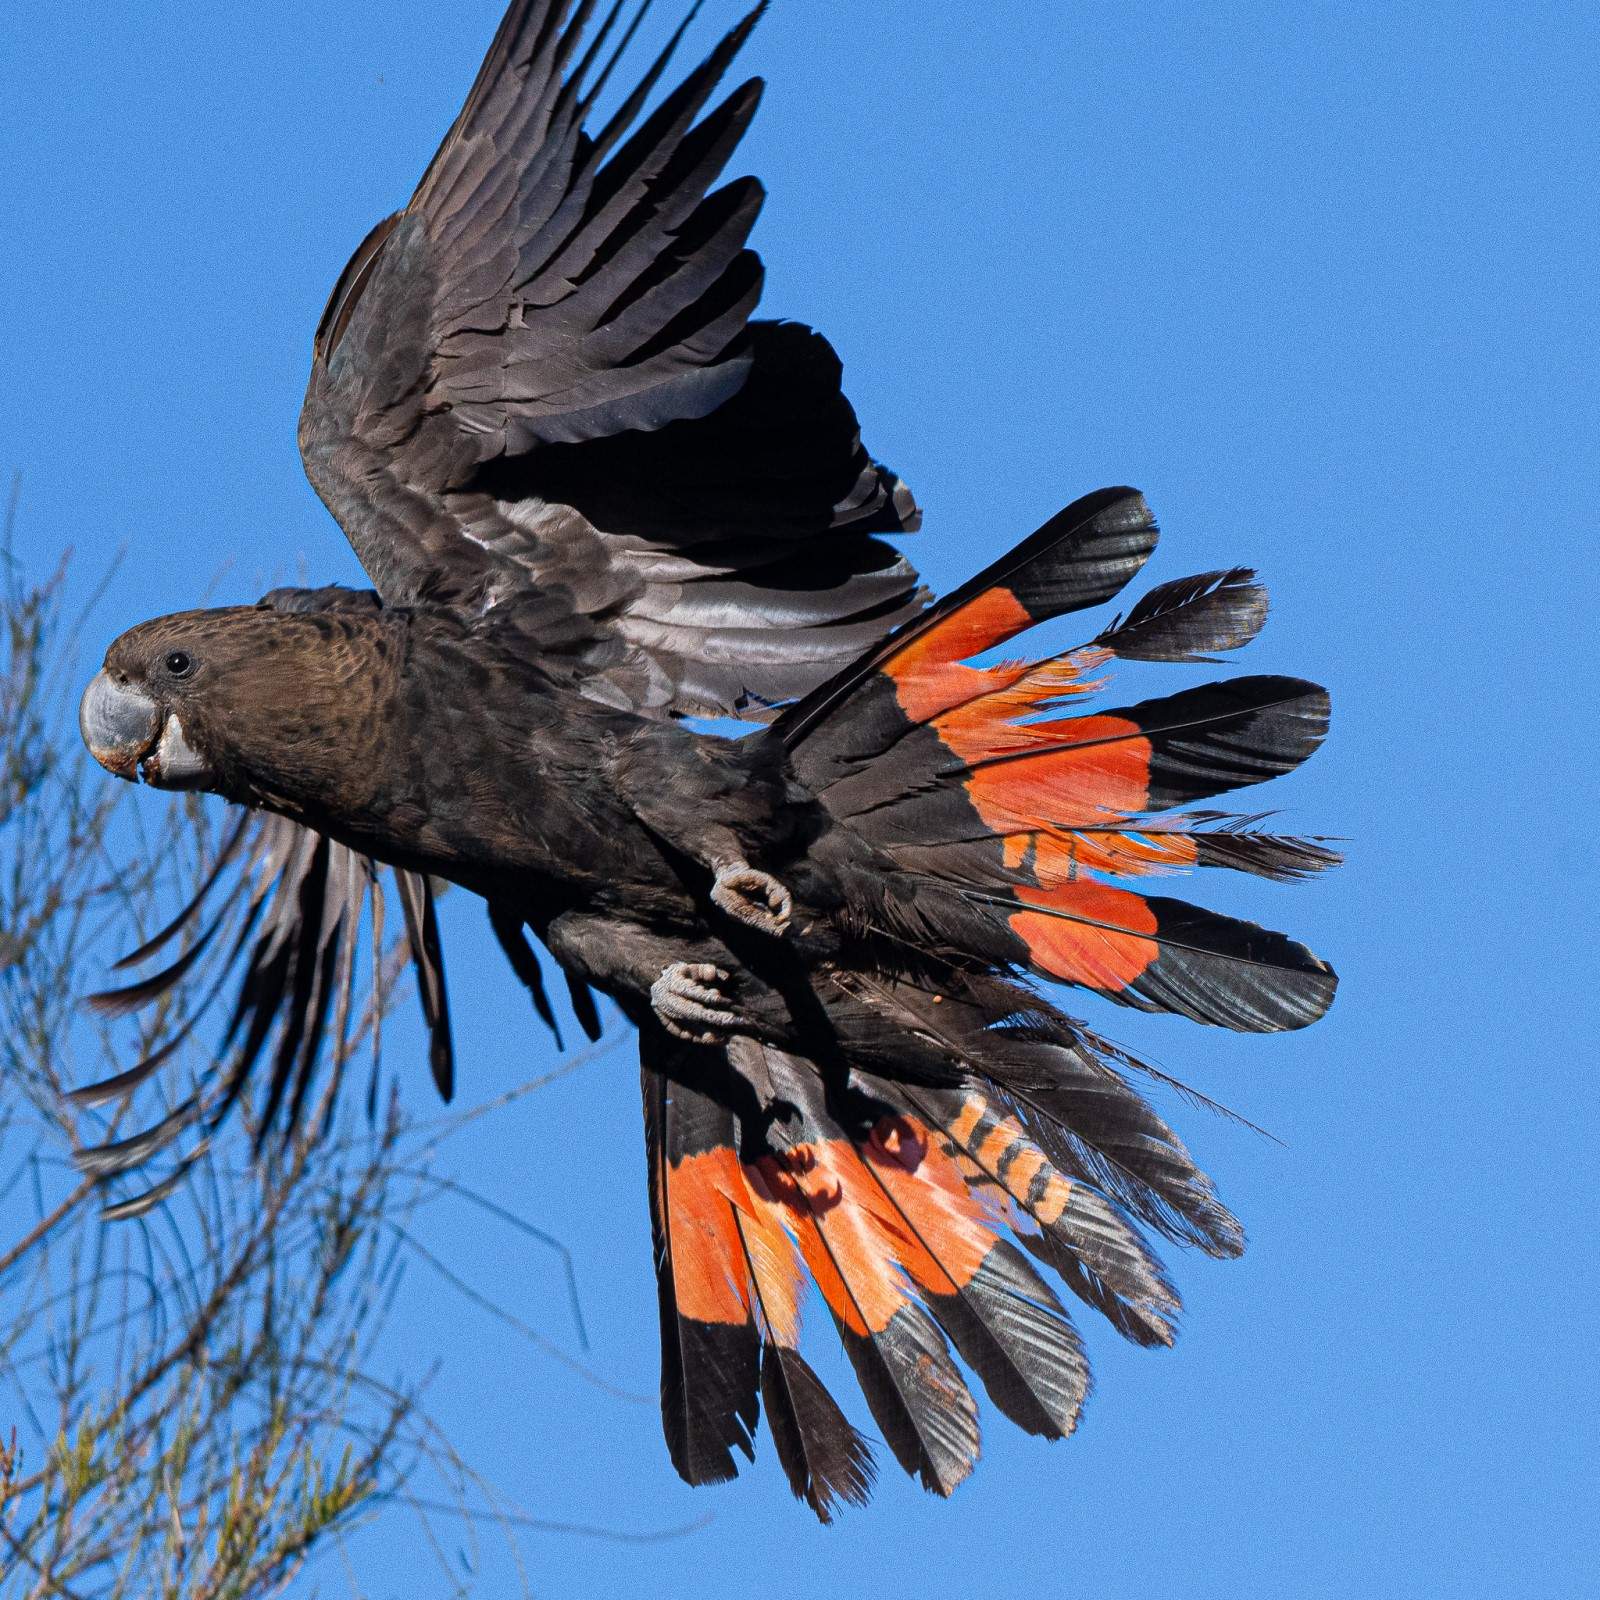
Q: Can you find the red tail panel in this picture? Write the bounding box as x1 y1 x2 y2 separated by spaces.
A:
662 1146 759 1327
886 588 1035 721
1011 881 1161 992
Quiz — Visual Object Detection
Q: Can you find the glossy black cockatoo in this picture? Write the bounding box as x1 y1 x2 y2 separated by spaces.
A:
77 0 1337 1519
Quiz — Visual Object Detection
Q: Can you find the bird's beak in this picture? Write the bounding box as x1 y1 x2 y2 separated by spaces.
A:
80 670 160 781
80 672 211 788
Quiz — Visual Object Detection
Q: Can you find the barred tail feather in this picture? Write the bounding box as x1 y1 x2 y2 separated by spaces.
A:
891 1082 1182 1347
640 1033 1122 1510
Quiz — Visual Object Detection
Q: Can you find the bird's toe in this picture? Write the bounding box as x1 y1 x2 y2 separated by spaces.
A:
711 863 793 936
652 960 744 1044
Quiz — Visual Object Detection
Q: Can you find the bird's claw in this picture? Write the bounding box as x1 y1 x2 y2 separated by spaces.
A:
711 861 792 937
652 961 744 1045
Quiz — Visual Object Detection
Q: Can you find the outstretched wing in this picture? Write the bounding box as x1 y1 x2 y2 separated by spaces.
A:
74 808 443 1213
299 0 922 718
76 806 603 1211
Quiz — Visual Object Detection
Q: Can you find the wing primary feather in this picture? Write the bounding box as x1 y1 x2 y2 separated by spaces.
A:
417 877 455 1100
277 847 359 1149
108 809 252 971
70 1028 191 1107
576 0 654 117
75 831 283 1111
435 0 554 172
97 1143 210 1222
394 869 455 1102
302 0 915 721
366 864 386 1124
74 859 273 1143
536 5 760 299
487 901 564 1046
86 900 234 1017
76 1097 203 1178
566 967 604 1041
588 1 703 164
249 836 333 1153
317 848 368 1141
207 825 323 1137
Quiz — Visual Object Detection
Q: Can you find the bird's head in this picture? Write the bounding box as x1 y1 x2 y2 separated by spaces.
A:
80 605 388 805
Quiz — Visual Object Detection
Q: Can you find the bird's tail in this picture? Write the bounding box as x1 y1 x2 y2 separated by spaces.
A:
781 485 1339 1031
644 488 1338 1515
641 1002 1226 1513
643 1029 1156 1514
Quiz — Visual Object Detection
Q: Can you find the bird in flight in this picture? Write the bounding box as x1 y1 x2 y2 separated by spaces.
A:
77 0 1337 1518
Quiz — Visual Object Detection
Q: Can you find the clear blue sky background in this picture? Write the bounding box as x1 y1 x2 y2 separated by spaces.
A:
4 2 1597 1594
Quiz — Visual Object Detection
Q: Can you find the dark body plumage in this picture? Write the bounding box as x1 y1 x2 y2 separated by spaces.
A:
79 2 1339 1518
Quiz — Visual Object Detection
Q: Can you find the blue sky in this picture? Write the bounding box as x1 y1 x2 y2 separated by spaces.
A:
4 1 1597 1594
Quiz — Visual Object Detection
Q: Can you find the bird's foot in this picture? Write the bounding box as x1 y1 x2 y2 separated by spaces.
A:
652 961 745 1045
710 860 792 937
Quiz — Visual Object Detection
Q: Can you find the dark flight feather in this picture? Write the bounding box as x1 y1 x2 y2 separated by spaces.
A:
753 1047 980 1497
781 486 1156 758
855 1148 1089 1440
77 812 457 1188
565 968 605 1043
487 902 565 1046
1093 567 1267 662
105 810 252 972
893 1082 1182 1350
974 881 1337 1032
729 1199 876 1522
393 869 454 1103
1185 811 1344 879
756 1342 874 1523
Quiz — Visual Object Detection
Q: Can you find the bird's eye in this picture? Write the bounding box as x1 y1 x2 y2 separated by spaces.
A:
163 650 196 679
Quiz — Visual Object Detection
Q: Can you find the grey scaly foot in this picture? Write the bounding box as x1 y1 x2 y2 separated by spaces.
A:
651 961 744 1045
710 860 792 937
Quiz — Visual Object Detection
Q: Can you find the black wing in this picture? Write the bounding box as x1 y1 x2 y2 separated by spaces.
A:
299 0 922 718
76 806 603 1210
75 810 429 1208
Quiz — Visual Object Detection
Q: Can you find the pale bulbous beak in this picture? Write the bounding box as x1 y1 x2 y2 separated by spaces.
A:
80 670 159 781
79 671 210 788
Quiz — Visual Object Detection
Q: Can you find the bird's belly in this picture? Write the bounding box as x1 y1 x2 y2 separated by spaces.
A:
323 778 695 928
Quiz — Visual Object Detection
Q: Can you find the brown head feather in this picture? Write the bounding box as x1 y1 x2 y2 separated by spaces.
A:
97 605 400 816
